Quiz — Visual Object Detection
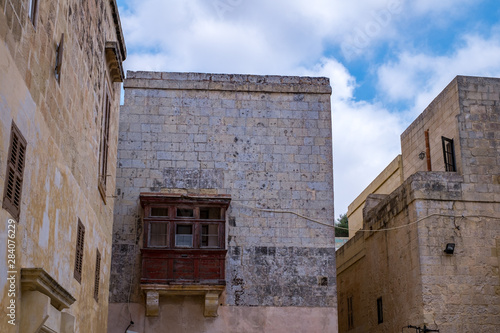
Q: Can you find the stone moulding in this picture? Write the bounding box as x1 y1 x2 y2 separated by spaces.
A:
109 0 127 61
21 268 76 311
105 41 125 82
123 72 332 94
141 284 226 317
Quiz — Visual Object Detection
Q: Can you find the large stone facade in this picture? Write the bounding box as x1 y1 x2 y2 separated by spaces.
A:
336 76 500 332
0 0 125 332
108 71 337 332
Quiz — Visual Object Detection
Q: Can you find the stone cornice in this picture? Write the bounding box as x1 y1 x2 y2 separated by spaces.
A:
109 0 127 61
105 41 125 82
124 72 332 94
21 268 76 311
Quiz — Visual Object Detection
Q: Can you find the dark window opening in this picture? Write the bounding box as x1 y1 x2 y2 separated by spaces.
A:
151 207 169 216
377 297 383 324
94 250 101 302
54 34 64 84
442 136 456 172
200 207 221 219
347 296 354 330
74 220 85 283
3 122 26 221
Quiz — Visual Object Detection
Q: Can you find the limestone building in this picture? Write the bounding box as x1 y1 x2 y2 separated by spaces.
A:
336 76 500 332
0 0 125 332
107 71 337 332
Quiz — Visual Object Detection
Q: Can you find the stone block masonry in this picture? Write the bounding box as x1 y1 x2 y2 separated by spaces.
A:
109 72 337 332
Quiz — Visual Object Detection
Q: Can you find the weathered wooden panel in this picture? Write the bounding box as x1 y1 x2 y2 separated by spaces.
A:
141 249 226 284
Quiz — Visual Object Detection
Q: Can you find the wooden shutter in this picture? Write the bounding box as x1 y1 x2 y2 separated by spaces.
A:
3 122 27 221
74 220 85 283
98 85 111 201
94 250 101 301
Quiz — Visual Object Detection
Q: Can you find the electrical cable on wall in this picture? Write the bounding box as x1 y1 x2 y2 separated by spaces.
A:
232 201 500 233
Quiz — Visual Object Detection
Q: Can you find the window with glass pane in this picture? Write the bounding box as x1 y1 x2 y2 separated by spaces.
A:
176 208 194 218
175 224 193 247
200 207 221 219
442 136 456 172
201 224 219 247
151 207 169 217
149 223 168 247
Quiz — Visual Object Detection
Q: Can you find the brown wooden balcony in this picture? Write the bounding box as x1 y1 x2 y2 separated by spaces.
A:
141 248 227 285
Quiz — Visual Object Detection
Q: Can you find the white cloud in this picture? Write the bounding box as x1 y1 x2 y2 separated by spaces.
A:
118 0 412 71
378 32 500 116
116 0 495 217
297 58 404 215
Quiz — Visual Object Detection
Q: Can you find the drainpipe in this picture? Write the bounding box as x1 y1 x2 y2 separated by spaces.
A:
424 130 431 171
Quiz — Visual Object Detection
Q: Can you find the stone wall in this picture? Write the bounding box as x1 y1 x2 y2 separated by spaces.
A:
347 155 403 237
337 76 500 333
401 78 461 178
108 71 337 332
455 76 500 202
0 1 125 332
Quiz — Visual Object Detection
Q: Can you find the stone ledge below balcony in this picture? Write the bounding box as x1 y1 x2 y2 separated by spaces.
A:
141 284 225 317
21 268 76 310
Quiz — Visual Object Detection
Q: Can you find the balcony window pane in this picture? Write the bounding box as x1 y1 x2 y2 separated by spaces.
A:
201 224 219 247
176 208 194 218
175 224 193 247
200 207 221 220
151 207 169 217
149 223 168 247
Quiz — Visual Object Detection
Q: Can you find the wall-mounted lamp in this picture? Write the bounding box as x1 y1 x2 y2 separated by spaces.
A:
444 243 455 254
418 151 426 160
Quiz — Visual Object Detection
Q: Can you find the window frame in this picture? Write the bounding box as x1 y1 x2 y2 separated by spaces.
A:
200 223 221 248
2 122 27 221
442 136 456 172
141 196 229 250
174 223 194 248
148 221 170 247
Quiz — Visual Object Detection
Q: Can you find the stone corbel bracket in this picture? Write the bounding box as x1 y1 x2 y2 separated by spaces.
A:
105 41 125 82
142 284 225 317
21 268 76 310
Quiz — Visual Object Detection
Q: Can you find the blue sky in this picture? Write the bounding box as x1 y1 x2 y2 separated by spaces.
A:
116 0 500 218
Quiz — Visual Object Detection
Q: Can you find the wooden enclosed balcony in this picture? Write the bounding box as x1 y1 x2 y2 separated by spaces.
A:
139 193 230 317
